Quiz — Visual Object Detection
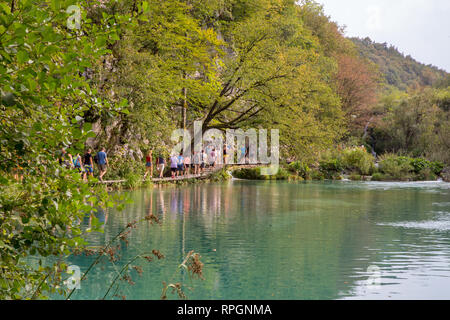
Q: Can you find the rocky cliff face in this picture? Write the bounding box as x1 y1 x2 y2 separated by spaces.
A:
85 118 145 161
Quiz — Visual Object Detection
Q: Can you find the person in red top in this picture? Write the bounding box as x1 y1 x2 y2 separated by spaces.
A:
144 149 153 179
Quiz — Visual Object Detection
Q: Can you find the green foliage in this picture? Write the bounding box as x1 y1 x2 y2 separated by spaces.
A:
233 167 290 181
142 177 154 188
416 168 437 181
88 0 347 163
274 168 291 180
310 170 325 181
316 146 377 179
288 161 311 179
409 158 431 173
371 173 386 181
106 157 145 181
319 159 343 175
349 173 362 181
378 154 414 181
377 154 444 181
429 162 445 176
410 158 444 176
371 88 450 164
0 0 128 299
124 173 143 190
233 168 262 180
340 147 375 175
351 37 448 91
210 168 231 182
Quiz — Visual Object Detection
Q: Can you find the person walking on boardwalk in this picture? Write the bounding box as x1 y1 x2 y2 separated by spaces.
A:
223 144 228 164
201 149 207 173
73 152 83 176
184 153 191 176
210 148 217 168
96 147 108 182
58 148 73 169
193 151 201 175
144 149 153 180
170 154 178 179
157 153 166 178
240 145 246 164
83 148 94 181
177 152 184 177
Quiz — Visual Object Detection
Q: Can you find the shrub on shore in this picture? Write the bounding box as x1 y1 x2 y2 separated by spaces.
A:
124 172 143 189
378 154 414 181
416 168 437 181
319 159 343 179
106 156 145 181
233 167 291 180
409 158 444 176
317 146 375 179
341 147 376 175
210 168 232 182
288 161 311 179
349 173 362 181
371 173 385 181
377 154 444 181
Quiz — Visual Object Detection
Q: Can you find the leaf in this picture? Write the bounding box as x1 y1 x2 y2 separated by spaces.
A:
17 51 29 64
142 1 149 13
95 36 107 48
110 33 120 41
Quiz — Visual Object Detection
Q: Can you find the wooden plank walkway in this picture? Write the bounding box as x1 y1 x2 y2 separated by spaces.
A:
101 163 266 184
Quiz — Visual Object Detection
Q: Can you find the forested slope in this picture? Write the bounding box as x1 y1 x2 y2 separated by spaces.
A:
351 37 449 91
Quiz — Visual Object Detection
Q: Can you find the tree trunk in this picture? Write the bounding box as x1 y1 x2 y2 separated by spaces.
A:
182 87 187 130
182 72 187 130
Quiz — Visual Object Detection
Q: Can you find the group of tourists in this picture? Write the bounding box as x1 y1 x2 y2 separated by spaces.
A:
58 147 109 182
168 150 215 179
56 142 251 183
144 144 241 180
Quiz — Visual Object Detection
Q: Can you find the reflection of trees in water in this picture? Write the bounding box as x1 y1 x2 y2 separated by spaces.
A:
155 182 437 298
71 183 448 299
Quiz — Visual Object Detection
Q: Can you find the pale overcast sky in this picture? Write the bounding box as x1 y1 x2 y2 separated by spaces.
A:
317 0 450 72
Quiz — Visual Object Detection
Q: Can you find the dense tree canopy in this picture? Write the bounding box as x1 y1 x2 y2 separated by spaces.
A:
87 0 352 161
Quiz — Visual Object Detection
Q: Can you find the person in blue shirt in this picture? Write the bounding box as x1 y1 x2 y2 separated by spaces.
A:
73 153 83 174
96 148 108 182
177 153 184 177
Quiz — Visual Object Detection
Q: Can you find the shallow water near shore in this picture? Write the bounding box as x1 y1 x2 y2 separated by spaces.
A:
63 180 450 300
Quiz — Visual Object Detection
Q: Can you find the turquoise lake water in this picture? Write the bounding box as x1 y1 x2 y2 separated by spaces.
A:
63 180 450 300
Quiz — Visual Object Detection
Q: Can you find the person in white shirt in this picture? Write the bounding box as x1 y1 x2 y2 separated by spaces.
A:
170 154 178 179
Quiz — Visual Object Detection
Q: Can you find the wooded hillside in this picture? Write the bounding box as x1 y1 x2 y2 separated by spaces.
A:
351 37 449 91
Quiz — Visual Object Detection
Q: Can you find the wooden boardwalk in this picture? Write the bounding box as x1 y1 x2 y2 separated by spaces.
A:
101 163 265 185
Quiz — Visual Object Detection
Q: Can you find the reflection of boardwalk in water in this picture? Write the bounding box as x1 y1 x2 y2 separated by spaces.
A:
102 163 266 184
